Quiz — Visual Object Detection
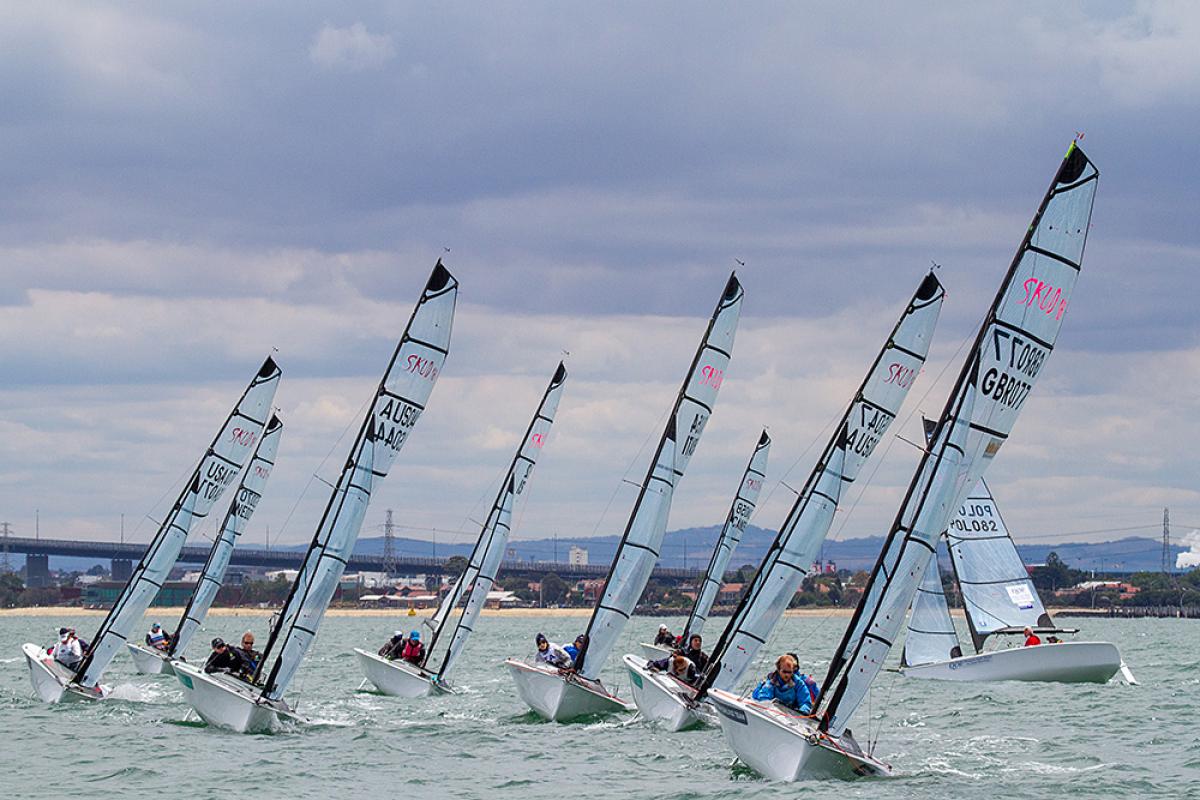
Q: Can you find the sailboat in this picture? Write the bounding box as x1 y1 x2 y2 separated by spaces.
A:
626 429 770 728
900 476 1126 683
173 261 457 732
23 357 281 703
505 272 743 722
637 430 771 664
127 414 284 675
355 362 567 697
709 141 1099 781
631 269 944 731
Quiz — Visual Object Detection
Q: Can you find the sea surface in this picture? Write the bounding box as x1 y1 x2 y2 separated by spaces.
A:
1 612 1195 799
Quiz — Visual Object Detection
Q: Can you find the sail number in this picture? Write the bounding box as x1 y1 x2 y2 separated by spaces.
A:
376 397 421 452
846 406 894 459
984 329 1050 411
681 412 708 458
950 518 998 533
731 499 753 531
199 460 239 501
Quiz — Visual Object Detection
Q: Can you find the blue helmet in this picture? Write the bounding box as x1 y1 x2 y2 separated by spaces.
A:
409 630 421 641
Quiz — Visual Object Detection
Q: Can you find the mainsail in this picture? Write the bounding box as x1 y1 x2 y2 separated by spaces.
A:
575 273 744 681
900 542 960 667
255 262 457 702
699 271 944 695
169 414 284 659
74 357 282 688
681 430 770 641
425 362 568 681
818 142 1099 736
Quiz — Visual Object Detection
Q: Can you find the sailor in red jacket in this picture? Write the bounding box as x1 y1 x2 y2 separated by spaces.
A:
401 630 425 665
1023 626 1041 647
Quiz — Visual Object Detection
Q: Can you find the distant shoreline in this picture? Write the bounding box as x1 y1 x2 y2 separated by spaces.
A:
0 606 1110 619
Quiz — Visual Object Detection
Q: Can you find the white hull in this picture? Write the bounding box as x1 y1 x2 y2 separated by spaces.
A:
640 642 673 660
173 661 297 733
901 641 1123 684
22 643 109 704
623 653 714 731
354 648 452 698
504 658 633 722
708 688 891 781
126 642 175 675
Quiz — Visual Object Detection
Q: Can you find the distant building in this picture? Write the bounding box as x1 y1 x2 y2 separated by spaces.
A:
568 545 588 566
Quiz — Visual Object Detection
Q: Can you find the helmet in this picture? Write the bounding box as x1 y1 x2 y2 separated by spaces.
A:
409 630 420 641
658 624 668 631
535 633 548 644
58 627 69 636
151 623 161 630
393 630 404 637
211 638 225 648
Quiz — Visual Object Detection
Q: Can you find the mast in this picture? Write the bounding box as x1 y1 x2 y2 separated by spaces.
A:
680 430 770 642
574 273 743 680
818 142 1099 736
255 262 457 701
168 414 284 658
73 356 281 687
424 362 568 680
697 270 944 696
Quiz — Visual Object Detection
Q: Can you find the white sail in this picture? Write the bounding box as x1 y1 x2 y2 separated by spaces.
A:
819 142 1099 737
700 271 944 694
682 430 770 641
428 363 568 680
256 262 457 702
576 273 744 681
948 479 1053 650
170 414 284 659
901 544 960 667
74 357 281 688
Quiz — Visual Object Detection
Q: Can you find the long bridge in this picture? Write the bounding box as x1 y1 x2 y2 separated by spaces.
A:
1 535 702 584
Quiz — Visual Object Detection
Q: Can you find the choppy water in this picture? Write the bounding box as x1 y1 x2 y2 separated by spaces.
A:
1 612 1195 798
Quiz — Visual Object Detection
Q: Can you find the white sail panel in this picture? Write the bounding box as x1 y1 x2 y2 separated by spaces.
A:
701 271 944 694
683 430 770 640
901 546 960 667
577 274 744 681
948 479 1050 649
75 357 281 688
820 143 1099 736
258 263 457 701
171 414 284 658
431 363 568 679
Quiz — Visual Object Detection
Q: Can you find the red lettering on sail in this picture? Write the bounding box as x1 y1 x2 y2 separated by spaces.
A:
1018 277 1068 320
228 427 257 447
883 362 917 388
530 433 545 448
406 354 440 381
699 365 724 389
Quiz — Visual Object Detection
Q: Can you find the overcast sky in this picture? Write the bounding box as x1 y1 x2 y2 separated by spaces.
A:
2 3 1197 566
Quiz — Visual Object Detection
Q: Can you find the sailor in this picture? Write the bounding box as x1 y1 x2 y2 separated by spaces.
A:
1023 626 1042 647
533 633 572 669
786 650 820 704
145 623 171 652
400 630 425 665
53 627 84 670
653 624 675 646
564 634 587 663
379 630 406 660
751 655 813 714
236 631 261 671
647 653 699 686
680 634 710 673
204 637 248 676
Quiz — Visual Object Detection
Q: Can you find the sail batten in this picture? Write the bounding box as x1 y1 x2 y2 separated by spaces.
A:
426 363 568 681
73 357 282 688
255 262 457 702
576 274 743 681
699 270 944 696
819 143 1099 736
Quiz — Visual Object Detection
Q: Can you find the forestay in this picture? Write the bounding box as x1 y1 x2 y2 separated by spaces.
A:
74 357 281 688
700 271 943 695
948 479 1053 651
682 430 770 641
819 143 1099 737
901 544 960 667
576 273 744 681
170 414 284 659
427 363 568 681
256 262 457 702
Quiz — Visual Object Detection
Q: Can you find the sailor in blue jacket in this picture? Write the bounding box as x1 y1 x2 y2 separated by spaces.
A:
751 655 813 714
